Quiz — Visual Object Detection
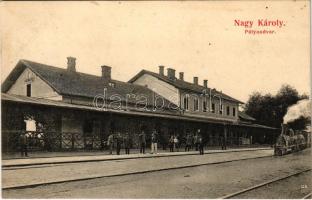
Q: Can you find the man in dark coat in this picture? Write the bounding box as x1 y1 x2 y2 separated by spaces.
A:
139 130 146 154
198 134 204 155
194 129 201 151
107 133 114 154
124 132 131 154
220 135 227 150
169 135 174 152
185 133 192 152
115 132 122 155
19 132 28 157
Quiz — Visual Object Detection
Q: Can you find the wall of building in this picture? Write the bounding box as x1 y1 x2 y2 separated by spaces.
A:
2 100 276 152
180 91 239 121
60 112 107 149
132 73 180 106
61 114 82 149
7 68 62 100
131 73 239 121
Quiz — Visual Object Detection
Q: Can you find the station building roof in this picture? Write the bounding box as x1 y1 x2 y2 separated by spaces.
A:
238 111 256 122
128 69 244 104
1 60 175 109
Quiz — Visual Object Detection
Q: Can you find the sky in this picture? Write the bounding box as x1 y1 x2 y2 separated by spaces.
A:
1 1 310 102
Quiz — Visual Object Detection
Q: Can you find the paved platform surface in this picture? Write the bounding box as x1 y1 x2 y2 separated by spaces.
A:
2 145 270 159
5 149 309 198
2 148 274 189
2 147 271 167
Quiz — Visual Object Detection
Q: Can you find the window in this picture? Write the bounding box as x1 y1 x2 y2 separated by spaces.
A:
194 98 199 111
203 100 207 112
233 107 236 117
26 84 31 97
219 104 223 115
83 120 93 137
183 95 189 110
211 103 215 113
226 106 230 116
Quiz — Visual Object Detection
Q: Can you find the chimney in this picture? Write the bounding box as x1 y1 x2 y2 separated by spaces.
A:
67 57 76 72
101 65 111 80
193 77 198 85
179 72 184 81
159 66 164 76
167 68 176 80
203 79 208 88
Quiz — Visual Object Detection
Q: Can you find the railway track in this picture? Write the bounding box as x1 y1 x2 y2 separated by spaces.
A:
303 192 312 199
219 168 312 199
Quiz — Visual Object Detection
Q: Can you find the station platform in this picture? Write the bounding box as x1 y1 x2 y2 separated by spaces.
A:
2 147 275 189
2 147 271 168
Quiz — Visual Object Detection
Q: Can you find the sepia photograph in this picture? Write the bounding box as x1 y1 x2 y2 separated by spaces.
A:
1 1 311 199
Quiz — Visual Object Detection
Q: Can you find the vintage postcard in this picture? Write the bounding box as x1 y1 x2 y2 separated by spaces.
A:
1 1 311 199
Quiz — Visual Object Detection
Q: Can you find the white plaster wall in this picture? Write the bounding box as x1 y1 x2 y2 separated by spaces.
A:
181 91 239 120
132 74 180 106
7 68 62 100
132 73 239 121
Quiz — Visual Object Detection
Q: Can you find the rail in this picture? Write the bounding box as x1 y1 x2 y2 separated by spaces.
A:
218 168 312 199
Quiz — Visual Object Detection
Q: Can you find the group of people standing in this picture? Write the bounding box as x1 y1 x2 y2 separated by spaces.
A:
107 129 209 156
138 129 159 154
169 129 204 155
107 129 160 155
18 128 227 157
107 132 132 155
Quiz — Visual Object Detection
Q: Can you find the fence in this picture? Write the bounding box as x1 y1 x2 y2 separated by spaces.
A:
2 130 105 153
2 130 254 153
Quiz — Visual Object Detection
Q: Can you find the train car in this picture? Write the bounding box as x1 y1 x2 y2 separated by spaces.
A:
301 130 312 148
274 124 309 156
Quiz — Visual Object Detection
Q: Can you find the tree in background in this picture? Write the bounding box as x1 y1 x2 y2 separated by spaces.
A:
244 84 309 129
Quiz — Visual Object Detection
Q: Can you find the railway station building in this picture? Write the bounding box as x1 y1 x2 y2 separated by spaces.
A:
1 58 278 152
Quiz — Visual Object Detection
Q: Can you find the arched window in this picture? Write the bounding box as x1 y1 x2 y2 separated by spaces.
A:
26 83 31 97
203 100 207 112
194 98 199 111
233 107 236 117
183 95 189 110
219 104 223 115
226 106 230 115
211 103 215 113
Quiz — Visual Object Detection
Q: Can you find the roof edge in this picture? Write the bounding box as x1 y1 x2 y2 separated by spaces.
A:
20 60 62 94
128 69 244 104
